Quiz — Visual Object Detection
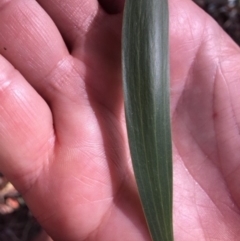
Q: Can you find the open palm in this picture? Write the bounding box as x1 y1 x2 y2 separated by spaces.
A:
0 0 240 240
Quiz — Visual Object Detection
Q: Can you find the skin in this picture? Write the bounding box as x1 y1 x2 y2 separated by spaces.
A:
0 0 240 240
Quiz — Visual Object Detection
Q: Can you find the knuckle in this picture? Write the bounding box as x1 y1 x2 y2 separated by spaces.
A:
43 56 86 99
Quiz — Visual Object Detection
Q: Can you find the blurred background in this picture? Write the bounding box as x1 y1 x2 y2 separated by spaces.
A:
194 0 240 45
0 1 239 241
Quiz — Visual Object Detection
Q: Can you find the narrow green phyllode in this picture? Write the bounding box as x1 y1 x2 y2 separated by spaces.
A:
122 0 173 240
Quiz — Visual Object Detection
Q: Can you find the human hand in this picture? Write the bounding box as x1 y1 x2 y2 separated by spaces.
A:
0 0 239 240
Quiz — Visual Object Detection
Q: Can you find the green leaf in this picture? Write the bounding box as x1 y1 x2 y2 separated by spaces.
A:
122 0 173 241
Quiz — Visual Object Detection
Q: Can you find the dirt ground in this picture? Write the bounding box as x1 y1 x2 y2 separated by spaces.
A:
0 1 239 241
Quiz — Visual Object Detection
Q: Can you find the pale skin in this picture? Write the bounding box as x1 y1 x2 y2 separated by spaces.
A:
0 0 240 240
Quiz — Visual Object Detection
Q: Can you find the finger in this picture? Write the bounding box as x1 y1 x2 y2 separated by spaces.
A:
0 55 53 191
35 0 124 113
0 0 94 145
36 0 102 48
0 0 68 91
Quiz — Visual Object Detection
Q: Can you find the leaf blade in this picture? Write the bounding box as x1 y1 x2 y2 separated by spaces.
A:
122 0 173 240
